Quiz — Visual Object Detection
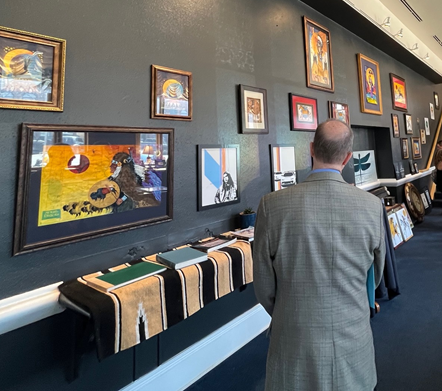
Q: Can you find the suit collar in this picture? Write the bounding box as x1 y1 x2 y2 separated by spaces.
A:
304 170 347 184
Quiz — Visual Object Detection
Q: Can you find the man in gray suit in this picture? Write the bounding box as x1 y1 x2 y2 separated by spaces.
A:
254 119 385 391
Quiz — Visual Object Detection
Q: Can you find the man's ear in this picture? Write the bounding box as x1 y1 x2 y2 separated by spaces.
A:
310 142 315 158
342 152 352 166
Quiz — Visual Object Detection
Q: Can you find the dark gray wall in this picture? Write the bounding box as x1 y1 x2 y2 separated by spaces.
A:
1 0 442 389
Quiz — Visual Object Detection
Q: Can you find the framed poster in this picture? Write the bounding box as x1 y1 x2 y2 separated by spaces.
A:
401 138 409 159
394 209 413 242
289 94 318 131
14 124 174 255
400 202 414 228
391 114 400 138
303 17 334 92
328 101 350 125
270 145 296 191
389 73 408 111
239 85 269 134
420 129 426 145
198 145 239 211
151 64 192 121
387 212 404 249
434 92 440 110
411 137 422 159
353 150 378 187
356 53 383 115
0 25 66 111
404 114 413 134
430 102 435 120
424 117 430 135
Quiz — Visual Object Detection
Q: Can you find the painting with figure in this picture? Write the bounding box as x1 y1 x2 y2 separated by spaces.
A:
388 212 404 248
357 54 383 115
353 150 378 187
239 85 269 134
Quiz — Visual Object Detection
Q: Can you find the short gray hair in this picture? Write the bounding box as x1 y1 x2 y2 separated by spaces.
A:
313 119 354 164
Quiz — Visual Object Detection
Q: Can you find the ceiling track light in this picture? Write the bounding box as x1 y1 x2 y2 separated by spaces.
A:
423 53 430 60
380 16 391 27
394 28 404 38
410 43 419 51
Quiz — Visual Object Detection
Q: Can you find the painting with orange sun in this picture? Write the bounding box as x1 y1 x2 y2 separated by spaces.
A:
390 73 408 111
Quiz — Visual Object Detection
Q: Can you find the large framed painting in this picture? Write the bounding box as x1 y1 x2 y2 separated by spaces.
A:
353 150 378 187
151 64 192 121
328 101 350 125
356 53 383 115
0 25 66 111
303 16 334 92
289 94 318 131
389 73 408 111
239 85 269 134
411 137 422 159
270 145 296 191
14 124 174 255
391 114 400 138
198 145 239 211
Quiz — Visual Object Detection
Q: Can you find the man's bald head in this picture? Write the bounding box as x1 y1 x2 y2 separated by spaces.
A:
312 119 354 165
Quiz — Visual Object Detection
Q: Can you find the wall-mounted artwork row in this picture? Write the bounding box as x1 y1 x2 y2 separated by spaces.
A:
14 124 173 255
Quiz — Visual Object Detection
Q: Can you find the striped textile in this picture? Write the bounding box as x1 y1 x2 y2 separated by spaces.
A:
58 241 252 361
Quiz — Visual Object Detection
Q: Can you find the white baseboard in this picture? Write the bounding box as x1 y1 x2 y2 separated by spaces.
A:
122 304 271 391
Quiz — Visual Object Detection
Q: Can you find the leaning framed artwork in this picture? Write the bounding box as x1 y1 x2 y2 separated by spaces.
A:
303 17 334 92
0 25 66 111
401 138 409 159
356 53 383 115
389 73 408 111
151 64 192 121
198 145 239 211
328 101 350 125
239 85 269 134
411 137 422 159
391 114 400 138
13 124 174 255
270 145 296 191
289 94 318 131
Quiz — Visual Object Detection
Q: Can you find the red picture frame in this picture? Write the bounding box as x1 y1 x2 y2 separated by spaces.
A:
390 73 408 111
289 94 318 131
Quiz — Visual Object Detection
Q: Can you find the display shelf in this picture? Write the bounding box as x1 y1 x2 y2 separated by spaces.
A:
378 167 435 188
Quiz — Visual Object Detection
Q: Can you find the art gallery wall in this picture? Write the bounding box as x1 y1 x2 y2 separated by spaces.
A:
0 0 441 389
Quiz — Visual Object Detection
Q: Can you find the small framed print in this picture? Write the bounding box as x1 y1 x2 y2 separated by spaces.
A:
270 145 297 191
424 117 430 135
401 138 409 159
430 102 435 120
328 101 350 125
434 92 440 110
391 114 400 138
420 129 426 145
198 145 239 211
303 17 334 92
151 65 192 121
390 73 408 111
239 85 269 134
411 137 422 159
289 94 318 131
414 162 419 174
404 114 413 134
356 53 383 115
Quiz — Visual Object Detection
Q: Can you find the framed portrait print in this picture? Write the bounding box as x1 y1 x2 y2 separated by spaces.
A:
289 94 318 131
270 145 296 191
356 53 383 115
430 102 435 120
14 124 174 255
0 25 66 111
434 92 440 110
198 145 239 211
239 85 269 134
391 114 400 137
401 138 409 159
424 117 430 135
151 64 192 121
389 73 408 111
404 114 413 134
303 17 334 92
328 101 350 125
420 129 426 145
411 137 422 159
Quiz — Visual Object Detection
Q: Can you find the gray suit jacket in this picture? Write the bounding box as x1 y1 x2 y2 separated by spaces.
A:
253 171 385 391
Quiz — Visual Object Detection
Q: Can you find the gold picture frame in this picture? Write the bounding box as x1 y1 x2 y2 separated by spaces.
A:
0 25 66 111
356 53 383 115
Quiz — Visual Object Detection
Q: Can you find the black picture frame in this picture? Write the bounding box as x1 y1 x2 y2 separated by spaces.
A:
239 85 269 134
197 144 240 211
391 113 400 138
270 145 297 191
14 123 174 255
404 114 413 134
401 138 409 159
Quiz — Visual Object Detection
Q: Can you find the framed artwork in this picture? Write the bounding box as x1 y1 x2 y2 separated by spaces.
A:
389 73 408 111
413 162 419 174
239 85 269 134
13 124 174 255
270 145 296 191
411 137 422 159
424 117 430 135
430 102 435 120
408 160 416 175
356 53 383 115
423 185 432 207
387 212 404 249
289 94 318 131
353 150 378 187
400 202 414 228
404 183 425 222
404 114 413 134
328 101 350 125
420 129 426 145
0 25 66 111
420 193 429 209
391 114 400 138
394 208 413 242
198 145 239 211
151 64 192 121
303 17 334 92
434 92 440 110
401 138 409 159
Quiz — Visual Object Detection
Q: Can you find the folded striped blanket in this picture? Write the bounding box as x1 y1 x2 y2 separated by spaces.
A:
58 241 253 360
